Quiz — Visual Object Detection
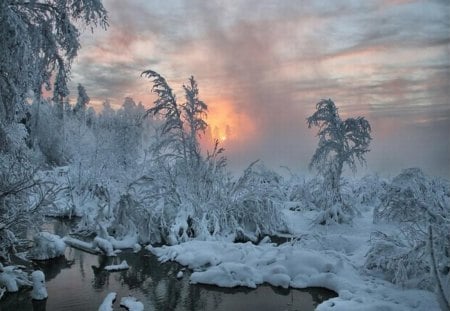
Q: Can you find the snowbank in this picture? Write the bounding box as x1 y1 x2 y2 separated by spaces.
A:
29 232 66 260
148 240 440 310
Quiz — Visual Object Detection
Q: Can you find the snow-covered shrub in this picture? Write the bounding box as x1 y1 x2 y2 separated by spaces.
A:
108 72 286 245
351 174 387 211
28 232 66 260
284 175 320 211
365 231 430 288
373 168 447 223
224 162 287 241
0 152 58 260
366 168 449 308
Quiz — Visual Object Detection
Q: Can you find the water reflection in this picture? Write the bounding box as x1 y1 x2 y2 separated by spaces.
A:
0 219 337 310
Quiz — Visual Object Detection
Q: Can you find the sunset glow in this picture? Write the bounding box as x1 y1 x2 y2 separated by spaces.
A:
203 98 255 144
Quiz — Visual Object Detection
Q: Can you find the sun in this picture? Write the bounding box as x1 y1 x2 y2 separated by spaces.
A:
200 98 255 147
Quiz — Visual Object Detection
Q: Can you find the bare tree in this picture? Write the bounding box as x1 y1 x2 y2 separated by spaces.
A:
307 99 372 224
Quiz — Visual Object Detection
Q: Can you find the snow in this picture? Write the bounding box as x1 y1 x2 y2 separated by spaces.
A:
29 232 66 260
176 270 184 279
120 296 144 311
104 260 129 272
98 292 117 311
31 270 47 300
148 207 441 310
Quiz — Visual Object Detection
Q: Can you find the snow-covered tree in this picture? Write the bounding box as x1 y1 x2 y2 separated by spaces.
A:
73 84 90 117
141 70 188 163
0 0 107 259
307 99 372 224
0 0 107 125
182 76 208 165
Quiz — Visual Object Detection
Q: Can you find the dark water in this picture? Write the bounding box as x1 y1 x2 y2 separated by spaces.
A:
0 220 337 311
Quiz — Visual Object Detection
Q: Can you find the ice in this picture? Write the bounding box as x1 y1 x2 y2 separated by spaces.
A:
120 296 144 311
98 292 117 311
29 232 66 260
31 270 47 300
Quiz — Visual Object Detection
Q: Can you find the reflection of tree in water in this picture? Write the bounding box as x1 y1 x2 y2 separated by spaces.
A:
306 287 337 307
33 255 75 282
75 245 338 310
91 254 112 289
101 251 210 310
32 298 47 311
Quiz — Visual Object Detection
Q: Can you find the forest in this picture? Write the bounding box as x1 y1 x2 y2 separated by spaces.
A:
0 1 449 311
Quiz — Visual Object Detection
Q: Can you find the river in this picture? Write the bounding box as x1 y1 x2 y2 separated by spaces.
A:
0 219 336 310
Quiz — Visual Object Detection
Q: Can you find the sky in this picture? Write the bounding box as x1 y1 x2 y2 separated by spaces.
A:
70 0 450 177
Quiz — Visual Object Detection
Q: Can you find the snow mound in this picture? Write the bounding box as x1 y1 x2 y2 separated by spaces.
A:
29 232 66 260
120 296 144 311
149 240 440 310
31 270 47 300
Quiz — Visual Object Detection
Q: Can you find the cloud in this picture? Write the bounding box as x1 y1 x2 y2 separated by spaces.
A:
70 0 450 176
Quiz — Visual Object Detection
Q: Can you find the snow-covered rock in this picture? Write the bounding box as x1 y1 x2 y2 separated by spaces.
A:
104 260 129 272
98 292 117 311
29 232 66 260
120 296 144 311
31 270 47 300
